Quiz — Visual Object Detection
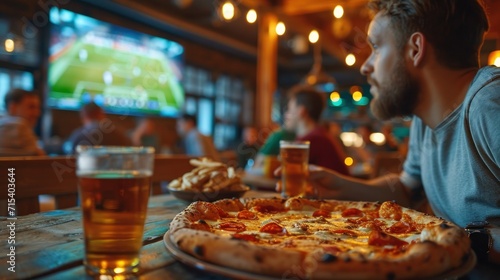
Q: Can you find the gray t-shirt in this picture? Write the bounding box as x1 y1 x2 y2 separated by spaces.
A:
402 66 500 253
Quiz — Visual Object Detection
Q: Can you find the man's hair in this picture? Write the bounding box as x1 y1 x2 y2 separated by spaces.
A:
368 0 489 68
288 85 326 122
180 113 197 126
4 88 39 110
81 102 104 120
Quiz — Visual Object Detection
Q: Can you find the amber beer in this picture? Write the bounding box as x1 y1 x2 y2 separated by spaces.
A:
280 141 310 198
79 172 150 275
76 146 154 277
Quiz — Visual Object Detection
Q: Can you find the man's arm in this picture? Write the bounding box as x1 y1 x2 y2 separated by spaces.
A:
310 168 411 207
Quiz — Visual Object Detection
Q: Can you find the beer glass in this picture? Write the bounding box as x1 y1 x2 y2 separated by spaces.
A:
279 141 310 198
76 146 155 277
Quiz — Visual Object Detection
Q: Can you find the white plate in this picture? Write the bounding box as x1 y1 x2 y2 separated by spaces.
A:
163 230 476 280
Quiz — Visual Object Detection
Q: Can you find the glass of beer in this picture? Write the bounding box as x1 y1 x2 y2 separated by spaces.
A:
76 146 155 277
280 140 310 198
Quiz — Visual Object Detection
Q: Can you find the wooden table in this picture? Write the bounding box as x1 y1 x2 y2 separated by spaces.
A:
1 191 498 280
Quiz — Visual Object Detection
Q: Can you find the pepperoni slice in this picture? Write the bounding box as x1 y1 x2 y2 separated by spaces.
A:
215 206 229 218
193 219 211 232
232 233 259 242
368 229 408 247
219 221 246 232
379 201 402 221
254 205 282 214
313 209 331 218
341 208 364 217
386 221 415 234
237 210 257 220
260 222 286 235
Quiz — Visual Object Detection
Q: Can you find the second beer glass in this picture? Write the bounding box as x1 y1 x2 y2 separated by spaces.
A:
280 140 310 198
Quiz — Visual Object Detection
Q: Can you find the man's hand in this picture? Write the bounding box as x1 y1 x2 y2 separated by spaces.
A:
274 165 343 199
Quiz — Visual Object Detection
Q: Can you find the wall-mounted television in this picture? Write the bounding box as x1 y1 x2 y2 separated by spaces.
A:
48 8 185 117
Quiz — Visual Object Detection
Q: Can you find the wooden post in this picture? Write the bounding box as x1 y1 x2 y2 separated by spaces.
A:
256 13 278 130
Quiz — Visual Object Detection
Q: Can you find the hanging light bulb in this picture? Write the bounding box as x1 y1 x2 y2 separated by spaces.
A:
333 5 344 19
4 39 14 53
309 30 319 43
246 9 257 23
345 53 356 66
276 22 286 36
221 1 235 21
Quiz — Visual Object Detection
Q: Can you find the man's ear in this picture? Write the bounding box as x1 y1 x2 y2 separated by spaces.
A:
407 32 425 67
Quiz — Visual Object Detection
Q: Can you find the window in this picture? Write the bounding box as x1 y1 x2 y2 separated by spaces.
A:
183 66 250 150
0 69 34 114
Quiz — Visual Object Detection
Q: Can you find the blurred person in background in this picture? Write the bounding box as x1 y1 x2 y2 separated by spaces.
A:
246 117 296 178
130 117 161 152
284 85 349 175
235 126 260 169
176 113 219 161
64 102 132 154
0 88 45 156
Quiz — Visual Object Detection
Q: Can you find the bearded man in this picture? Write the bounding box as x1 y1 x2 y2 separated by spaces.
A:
277 0 499 264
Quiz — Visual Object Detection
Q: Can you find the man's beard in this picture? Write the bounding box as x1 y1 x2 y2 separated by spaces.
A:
370 60 419 120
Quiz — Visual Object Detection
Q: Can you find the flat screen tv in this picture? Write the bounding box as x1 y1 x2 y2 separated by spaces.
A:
48 8 185 117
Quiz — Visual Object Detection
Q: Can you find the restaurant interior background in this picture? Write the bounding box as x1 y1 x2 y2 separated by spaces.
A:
0 0 499 164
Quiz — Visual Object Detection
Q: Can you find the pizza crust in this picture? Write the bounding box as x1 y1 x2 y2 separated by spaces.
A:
169 198 471 279
171 228 305 277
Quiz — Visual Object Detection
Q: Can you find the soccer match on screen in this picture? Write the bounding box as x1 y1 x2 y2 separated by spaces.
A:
48 8 185 117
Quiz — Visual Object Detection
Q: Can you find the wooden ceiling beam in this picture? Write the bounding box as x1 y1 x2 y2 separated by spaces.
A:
279 0 368 16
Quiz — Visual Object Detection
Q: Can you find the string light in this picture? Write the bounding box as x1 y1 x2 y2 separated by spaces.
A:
221 1 235 21
309 30 319 43
246 9 257 23
333 5 344 19
276 22 286 36
4 39 14 53
345 53 356 66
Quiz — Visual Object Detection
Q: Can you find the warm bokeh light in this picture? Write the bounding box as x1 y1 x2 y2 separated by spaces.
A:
222 1 235 20
330 91 340 102
340 132 363 147
352 90 362 101
276 22 286 36
370 132 386 145
309 30 319 43
344 157 354 166
333 5 344 19
246 9 257 23
345 53 356 66
5 39 14 53
489 50 500 67
349 85 361 94
495 57 500 67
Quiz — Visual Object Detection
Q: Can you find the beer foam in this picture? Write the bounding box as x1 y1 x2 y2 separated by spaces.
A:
280 142 310 149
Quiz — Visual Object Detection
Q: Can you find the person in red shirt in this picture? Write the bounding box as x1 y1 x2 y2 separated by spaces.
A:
284 85 349 175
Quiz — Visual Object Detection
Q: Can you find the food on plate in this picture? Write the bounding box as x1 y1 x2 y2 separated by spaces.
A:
168 158 247 192
168 197 472 279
